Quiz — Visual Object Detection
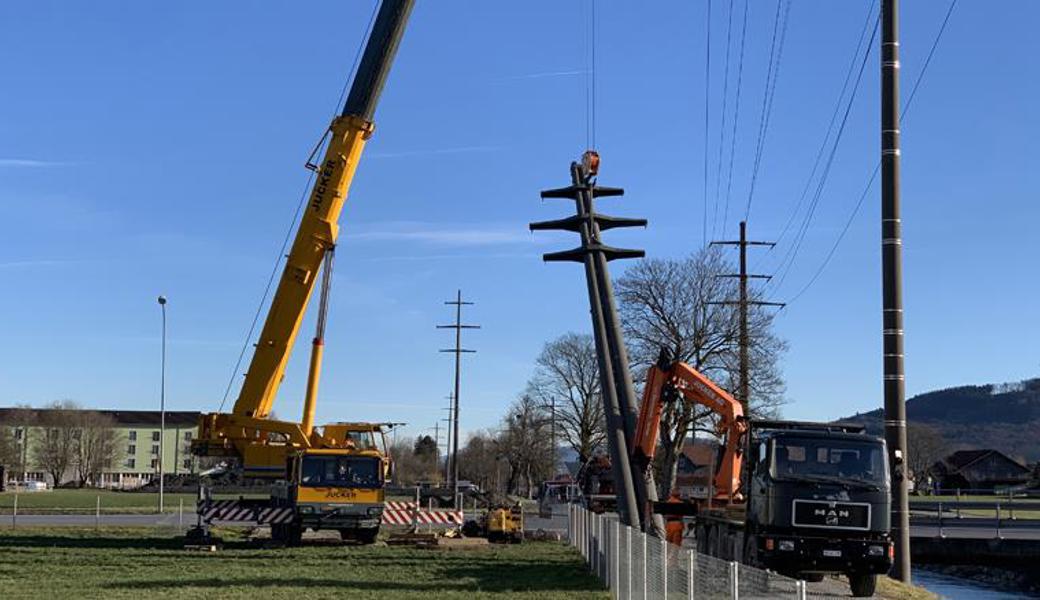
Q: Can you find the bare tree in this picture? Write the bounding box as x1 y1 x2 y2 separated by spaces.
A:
906 422 947 492
499 395 554 498
615 247 787 497
35 400 79 486
457 431 505 495
74 411 122 487
525 333 605 465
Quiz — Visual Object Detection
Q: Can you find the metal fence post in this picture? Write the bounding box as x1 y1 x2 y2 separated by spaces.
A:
729 561 739 599
178 498 184 529
614 520 621 596
796 579 807 600
996 503 1002 539
592 513 597 577
688 549 695 600
642 531 648 600
662 538 668 598
937 501 944 538
12 492 17 529
627 525 633 600
95 495 101 532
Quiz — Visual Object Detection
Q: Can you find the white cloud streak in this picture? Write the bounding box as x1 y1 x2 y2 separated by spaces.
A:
0 158 71 168
348 222 541 247
492 70 589 82
368 145 504 159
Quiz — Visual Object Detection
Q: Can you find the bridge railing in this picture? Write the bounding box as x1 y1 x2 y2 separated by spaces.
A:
910 499 1040 538
567 503 807 600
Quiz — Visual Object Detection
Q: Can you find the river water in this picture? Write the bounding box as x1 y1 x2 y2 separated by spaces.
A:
915 568 1039 600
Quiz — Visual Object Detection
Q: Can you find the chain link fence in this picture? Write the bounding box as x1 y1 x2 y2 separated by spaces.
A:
568 504 808 600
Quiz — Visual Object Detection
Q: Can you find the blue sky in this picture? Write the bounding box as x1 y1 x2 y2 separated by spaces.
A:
1 1 1037 447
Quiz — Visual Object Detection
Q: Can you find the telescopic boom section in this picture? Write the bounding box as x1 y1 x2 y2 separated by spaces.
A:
634 356 748 503
231 0 414 421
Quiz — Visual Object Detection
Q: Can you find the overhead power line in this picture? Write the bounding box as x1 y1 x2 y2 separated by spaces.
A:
766 0 879 265
745 0 792 222
768 6 880 292
702 0 712 247
784 0 959 306
721 0 751 235
711 0 738 239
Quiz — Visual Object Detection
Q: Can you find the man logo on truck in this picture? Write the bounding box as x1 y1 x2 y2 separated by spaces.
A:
814 506 851 525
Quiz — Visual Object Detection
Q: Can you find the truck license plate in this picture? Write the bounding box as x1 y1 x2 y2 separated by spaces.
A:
822 549 842 558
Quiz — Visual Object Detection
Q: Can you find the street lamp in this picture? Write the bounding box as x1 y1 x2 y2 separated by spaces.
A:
157 295 167 513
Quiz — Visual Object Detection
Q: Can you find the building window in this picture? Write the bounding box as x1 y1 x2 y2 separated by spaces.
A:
182 459 192 470
14 428 23 441
127 445 136 455
150 459 158 469
128 431 137 441
125 458 136 469
151 444 160 456
183 431 193 441
151 431 160 442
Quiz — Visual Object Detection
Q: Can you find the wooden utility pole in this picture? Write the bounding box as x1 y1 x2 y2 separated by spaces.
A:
438 291 479 510
711 221 783 411
881 0 911 583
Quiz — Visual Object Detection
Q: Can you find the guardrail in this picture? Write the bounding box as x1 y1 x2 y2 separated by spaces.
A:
567 504 809 600
910 500 1040 536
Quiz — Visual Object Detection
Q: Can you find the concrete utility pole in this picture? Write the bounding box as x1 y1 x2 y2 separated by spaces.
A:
710 221 783 411
438 291 479 510
881 0 911 583
531 152 659 531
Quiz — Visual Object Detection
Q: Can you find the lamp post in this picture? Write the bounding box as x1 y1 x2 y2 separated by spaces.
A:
157 295 167 514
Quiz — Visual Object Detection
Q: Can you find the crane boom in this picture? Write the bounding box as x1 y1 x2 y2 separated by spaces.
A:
233 0 414 420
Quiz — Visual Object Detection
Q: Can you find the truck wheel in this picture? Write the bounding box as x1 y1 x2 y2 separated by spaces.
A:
742 535 760 568
694 525 708 554
357 527 379 545
706 526 720 558
848 573 877 598
287 524 303 546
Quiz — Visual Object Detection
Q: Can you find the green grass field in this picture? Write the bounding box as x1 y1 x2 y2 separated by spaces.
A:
0 489 198 513
0 527 608 599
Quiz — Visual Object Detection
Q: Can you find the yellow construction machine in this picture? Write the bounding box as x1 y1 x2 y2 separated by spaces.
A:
187 0 414 546
484 503 524 544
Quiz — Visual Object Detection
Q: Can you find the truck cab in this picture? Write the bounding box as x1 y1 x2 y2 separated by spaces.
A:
273 448 385 544
745 421 893 595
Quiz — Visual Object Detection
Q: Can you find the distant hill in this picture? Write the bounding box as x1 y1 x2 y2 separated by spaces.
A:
841 379 1040 464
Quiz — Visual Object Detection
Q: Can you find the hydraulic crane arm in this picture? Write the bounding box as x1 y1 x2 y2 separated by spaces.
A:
633 353 747 503
232 0 414 421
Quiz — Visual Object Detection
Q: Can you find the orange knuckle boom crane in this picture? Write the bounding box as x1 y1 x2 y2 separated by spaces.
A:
187 0 414 547
634 355 748 509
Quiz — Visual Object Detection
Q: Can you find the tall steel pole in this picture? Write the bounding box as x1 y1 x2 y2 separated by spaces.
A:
738 222 750 409
710 221 781 413
157 295 167 514
438 291 478 510
881 0 911 583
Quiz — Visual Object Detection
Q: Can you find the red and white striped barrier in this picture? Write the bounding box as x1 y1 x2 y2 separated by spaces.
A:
385 501 418 511
381 508 463 526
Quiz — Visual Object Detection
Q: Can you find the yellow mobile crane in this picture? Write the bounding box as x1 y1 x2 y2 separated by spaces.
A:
188 0 414 546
